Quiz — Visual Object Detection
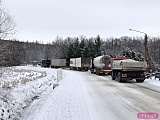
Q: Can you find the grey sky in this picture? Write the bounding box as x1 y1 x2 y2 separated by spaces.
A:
4 0 160 43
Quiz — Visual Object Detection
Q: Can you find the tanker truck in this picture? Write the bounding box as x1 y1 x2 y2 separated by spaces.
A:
111 57 147 82
90 55 111 75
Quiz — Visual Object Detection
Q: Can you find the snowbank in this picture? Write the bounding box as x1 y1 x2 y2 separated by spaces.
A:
0 65 57 120
145 76 160 87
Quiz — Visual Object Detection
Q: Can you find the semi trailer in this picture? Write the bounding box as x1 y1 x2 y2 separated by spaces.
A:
51 59 66 68
70 57 90 71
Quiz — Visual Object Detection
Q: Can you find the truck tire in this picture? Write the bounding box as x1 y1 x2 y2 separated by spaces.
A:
136 79 144 83
96 69 100 75
118 72 124 82
111 71 116 80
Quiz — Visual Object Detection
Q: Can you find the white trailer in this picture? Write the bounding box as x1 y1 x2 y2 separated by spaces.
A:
70 57 90 71
70 58 76 69
51 59 66 68
111 57 147 82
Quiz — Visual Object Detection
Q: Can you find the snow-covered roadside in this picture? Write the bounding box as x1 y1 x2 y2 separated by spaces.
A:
20 70 93 120
145 76 160 87
20 69 160 120
0 65 57 120
0 65 160 120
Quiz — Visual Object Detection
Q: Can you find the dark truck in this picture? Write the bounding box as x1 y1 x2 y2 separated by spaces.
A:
41 59 51 68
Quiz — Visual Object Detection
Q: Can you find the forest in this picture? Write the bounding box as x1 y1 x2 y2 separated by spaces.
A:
0 35 160 69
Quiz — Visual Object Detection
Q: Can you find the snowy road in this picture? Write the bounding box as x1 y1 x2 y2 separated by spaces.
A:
20 69 160 120
81 72 160 120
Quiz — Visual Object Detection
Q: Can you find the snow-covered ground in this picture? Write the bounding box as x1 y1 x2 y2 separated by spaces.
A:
144 76 160 87
0 65 56 120
0 65 160 120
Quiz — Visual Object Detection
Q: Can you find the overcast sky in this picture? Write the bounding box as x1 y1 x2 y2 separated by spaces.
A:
4 0 160 43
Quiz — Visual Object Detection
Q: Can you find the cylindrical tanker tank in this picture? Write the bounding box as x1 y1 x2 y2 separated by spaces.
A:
93 55 111 68
90 55 111 75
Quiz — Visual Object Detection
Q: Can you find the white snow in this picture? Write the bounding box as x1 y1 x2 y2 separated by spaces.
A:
0 65 160 120
21 70 91 120
144 76 160 87
0 65 56 120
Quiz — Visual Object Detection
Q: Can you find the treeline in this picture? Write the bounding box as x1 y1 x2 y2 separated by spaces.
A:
0 35 160 67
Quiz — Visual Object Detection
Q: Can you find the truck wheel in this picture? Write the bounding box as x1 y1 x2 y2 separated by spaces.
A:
96 69 100 75
136 79 144 83
111 71 116 80
91 69 94 74
118 72 124 82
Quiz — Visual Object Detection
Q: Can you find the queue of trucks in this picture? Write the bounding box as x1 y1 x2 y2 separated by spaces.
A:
40 53 148 83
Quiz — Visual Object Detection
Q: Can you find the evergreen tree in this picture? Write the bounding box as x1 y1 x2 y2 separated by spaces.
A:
94 35 102 57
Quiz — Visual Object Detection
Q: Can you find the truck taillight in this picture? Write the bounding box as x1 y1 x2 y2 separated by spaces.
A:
122 73 127 77
141 72 146 76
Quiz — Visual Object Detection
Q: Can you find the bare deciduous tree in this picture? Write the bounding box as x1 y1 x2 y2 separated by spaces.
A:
0 0 16 77
0 0 16 39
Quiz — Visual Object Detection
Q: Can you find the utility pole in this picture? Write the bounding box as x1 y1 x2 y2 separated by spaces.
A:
129 29 155 71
